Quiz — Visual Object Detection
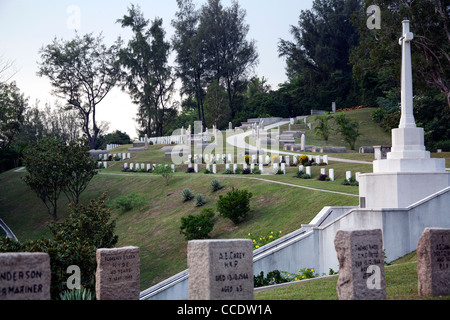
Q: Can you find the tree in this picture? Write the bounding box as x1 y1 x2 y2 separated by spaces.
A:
22 137 69 221
351 0 450 109
179 208 215 240
63 137 98 205
199 0 258 122
48 192 118 249
216 187 252 224
37 33 122 149
0 81 27 149
22 137 98 220
335 112 361 150
172 0 208 127
278 0 361 109
16 100 82 145
118 5 175 137
204 80 230 129
152 164 173 186
314 112 334 141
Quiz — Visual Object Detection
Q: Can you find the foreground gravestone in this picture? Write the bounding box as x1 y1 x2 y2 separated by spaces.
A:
188 239 253 300
417 227 450 296
0 252 51 300
95 246 140 300
334 229 386 300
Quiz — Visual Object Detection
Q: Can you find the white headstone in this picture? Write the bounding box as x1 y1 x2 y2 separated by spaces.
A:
305 166 311 176
212 164 217 174
329 169 335 181
346 171 352 181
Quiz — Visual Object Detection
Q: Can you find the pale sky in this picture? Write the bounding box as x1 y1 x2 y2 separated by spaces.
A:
0 0 313 139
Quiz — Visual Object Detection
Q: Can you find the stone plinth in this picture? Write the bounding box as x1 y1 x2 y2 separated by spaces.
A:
187 239 253 300
0 252 51 300
417 228 450 296
95 246 140 300
334 229 386 300
359 172 450 209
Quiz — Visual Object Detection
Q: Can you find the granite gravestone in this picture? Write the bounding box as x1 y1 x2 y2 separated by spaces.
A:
188 239 253 300
95 246 140 300
0 252 51 300
334 229 386 300
417 227 450 296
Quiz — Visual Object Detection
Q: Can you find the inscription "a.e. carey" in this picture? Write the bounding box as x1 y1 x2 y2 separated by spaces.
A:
218 251 245 260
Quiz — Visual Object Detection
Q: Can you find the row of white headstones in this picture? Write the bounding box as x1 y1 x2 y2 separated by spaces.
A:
98 152 360 181
116 161 360 182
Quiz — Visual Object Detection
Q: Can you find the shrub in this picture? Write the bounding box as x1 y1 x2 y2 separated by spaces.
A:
435 140 450 152
234 167 243 174
113 192 148 212
317 174 328 181
181 188 194 202
186 167 195 173
251 168 261 175
194 194 206 207
179 208 215 240
223 168 234 174
342 177 359 186
295 171 311 179
217 187 252 224
299 155 309 165
248 231 282 250
1 193 118 299
203 169 212 174
152 164 174 185
242 168 251 174
210 179 224 192
59 288 96 300
271 155 279 163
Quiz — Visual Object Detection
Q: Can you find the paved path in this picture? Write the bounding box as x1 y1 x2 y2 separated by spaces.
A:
226 120 372 165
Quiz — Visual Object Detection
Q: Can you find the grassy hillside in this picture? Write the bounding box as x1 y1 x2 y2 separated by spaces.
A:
0 147 366 289
280 108 392 151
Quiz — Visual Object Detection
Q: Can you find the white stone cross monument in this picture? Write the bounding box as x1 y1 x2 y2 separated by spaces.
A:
358 20 449 209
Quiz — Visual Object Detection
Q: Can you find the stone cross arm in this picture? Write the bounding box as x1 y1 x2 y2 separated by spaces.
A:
398 21 414 45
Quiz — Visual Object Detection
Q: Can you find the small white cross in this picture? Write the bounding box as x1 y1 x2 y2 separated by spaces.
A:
398 21 414 45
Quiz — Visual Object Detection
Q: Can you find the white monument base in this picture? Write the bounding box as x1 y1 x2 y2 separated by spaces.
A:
359 171 450 209
374 158 446 173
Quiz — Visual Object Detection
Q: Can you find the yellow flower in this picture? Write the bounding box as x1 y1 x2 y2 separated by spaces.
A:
311 269 314 272
302 275 306 279
255 245 259 249
269 235 273 239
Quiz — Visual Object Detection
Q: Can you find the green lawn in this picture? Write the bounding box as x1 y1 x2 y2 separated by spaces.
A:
277 108 392 151
255 251 450 300
0 155 360 289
